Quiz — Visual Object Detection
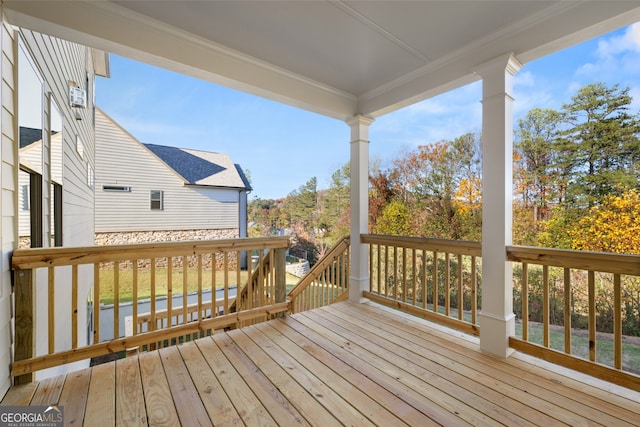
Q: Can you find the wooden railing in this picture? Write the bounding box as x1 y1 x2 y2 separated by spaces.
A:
11 237 290 383
362 234 481 336
288 236 350 313
125 296 236 347
508 246 640 391
229 247 286 327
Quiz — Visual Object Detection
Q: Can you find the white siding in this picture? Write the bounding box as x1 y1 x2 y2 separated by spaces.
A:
18 30 96 248
0 27 95 384
0 8 17 397
95 109 241 233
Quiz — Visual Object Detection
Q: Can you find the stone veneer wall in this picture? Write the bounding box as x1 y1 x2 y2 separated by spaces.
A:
95 228 240 270
286 260 310 278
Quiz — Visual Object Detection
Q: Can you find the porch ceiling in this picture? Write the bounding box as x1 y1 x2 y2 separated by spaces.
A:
5 1 640 120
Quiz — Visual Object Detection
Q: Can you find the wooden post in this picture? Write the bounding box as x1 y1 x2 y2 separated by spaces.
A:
14 269 34 384
274 248 286 316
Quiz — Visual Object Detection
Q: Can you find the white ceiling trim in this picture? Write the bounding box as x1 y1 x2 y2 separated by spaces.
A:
329 1 430 63
6 0 640 122
358 1 579 106
358 1 640 117
5 0 359 120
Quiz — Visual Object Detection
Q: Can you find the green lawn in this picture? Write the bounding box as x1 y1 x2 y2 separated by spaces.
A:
420 301 640 374
514 322 640 374
98 268 301 305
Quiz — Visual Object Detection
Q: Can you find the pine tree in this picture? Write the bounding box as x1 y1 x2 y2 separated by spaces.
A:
560 82 640 207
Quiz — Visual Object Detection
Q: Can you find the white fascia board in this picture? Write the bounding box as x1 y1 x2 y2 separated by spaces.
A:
360 1 640 118
4 0 357 121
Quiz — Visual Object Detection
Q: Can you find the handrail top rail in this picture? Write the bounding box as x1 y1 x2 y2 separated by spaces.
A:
12 236 291 270
507 245 640 276
361 234 481 256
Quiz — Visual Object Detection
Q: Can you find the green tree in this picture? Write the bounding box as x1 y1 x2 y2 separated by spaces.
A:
514 108 562 233
286 177 318 230
369 170 394 233
559 82 640 207
375 200 412 236
318 164 350 242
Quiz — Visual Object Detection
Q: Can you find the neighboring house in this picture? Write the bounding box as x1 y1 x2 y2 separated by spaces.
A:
0 12 109 394
94 108 251 247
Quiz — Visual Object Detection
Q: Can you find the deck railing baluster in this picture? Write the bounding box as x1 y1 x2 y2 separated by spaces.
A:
507 245 640 390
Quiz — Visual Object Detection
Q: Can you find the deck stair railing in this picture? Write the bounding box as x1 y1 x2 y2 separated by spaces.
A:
508 245 640 391
11 236 289 383
229 246 287 327
288 236 350 313
362 234 482 336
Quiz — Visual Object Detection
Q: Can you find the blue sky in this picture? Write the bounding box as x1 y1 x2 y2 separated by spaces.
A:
96 22 640 200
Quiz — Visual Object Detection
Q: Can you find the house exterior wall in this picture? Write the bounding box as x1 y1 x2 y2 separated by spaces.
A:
95 109 242 234
1 23 100 387
0 7 18 397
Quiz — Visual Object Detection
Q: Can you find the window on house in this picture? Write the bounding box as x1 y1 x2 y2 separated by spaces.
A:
150 190 164 210
51 100 63 247
18 41 44 249
51 182 62 247
20 169 43 248
21 184 29 211
103 185 131 192
76 135 84 159
87 164 94 189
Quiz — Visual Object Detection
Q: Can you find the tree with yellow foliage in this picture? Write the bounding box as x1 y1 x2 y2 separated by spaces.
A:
569 189 640 254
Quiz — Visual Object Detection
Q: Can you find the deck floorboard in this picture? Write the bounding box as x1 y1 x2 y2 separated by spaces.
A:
2 301 639 426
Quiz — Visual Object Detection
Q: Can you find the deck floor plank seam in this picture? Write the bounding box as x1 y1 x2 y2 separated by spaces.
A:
212 333 309 426
287 312 476 426
57 367 91 426
298 308 517 426
29 373 65 406
359 300 640 409
278 314 467 426
327 303 618 426
220 328 339 426
265 319 440 427
347 301 640 424
0 381 38 406
196 335 277 426
250 321 407 426
317 304 552 427
176 340 245 427
239 323 376 426
2 301 638 427
158 345 213 426
83 359 115 426
138 349 181 426
115 355 147 426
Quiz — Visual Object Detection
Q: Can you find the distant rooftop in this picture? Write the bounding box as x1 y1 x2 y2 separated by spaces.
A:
144 143 250 190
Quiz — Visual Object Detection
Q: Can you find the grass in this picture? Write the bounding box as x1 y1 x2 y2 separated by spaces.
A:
514 321 640 374
98 268 301 305
418 300 640 374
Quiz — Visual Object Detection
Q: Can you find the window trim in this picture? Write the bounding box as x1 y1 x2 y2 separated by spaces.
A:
103 185 132 192
150 190 164 210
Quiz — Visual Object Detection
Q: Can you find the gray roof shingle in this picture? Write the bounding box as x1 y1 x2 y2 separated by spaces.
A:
144 143 249 189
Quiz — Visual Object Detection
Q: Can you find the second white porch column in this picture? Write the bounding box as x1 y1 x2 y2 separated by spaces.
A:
476 53 523 357
348 115 374 303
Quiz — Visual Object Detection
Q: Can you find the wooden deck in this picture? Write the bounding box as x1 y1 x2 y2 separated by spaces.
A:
2 301 639 426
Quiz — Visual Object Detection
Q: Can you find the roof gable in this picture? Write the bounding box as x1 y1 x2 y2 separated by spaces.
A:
144 143 248 189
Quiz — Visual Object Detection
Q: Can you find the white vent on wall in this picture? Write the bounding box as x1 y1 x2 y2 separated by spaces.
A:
69 84 87 108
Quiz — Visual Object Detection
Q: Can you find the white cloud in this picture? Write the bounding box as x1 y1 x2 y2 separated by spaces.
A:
596 22 640 58
514 70 535 87
577 23 640 81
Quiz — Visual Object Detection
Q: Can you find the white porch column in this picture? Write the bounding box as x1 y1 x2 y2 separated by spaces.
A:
347 115 374 303
475 53 523 358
